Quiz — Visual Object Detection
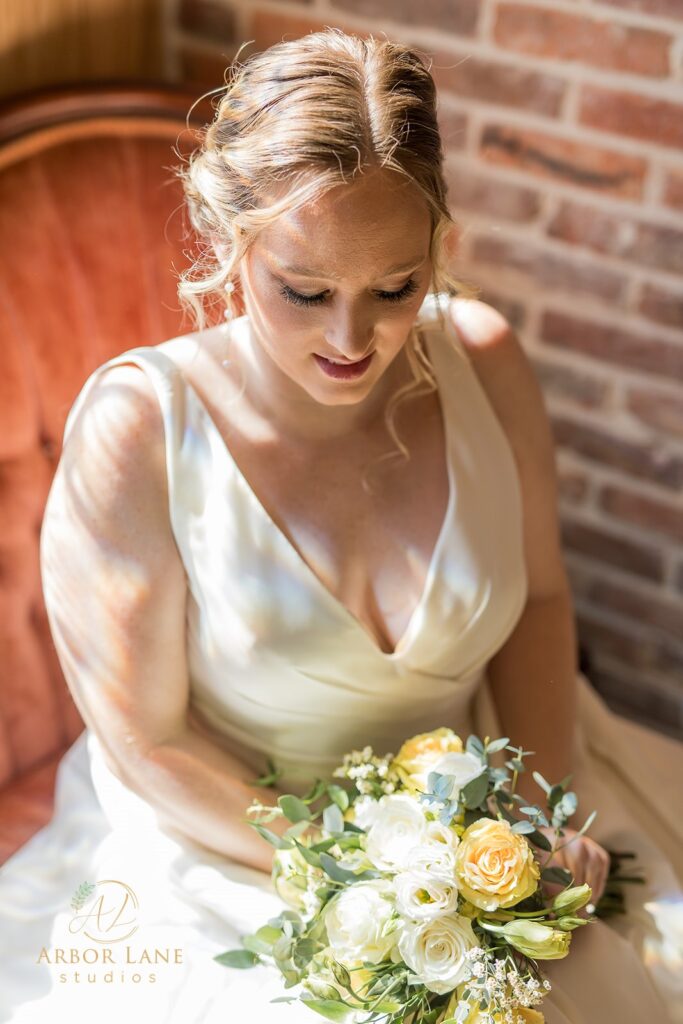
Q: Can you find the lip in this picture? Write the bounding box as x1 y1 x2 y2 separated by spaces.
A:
314 351 374 380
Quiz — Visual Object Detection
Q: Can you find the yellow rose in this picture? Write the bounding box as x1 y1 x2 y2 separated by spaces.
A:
454 817 540 911
391 728 465 793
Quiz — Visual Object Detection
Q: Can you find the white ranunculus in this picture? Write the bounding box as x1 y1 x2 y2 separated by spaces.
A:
394 866 459 920
365 794 428 872
398 913 477 994
429 751 483 799
405 821 460 875
351 795 383 832
324 879 398 966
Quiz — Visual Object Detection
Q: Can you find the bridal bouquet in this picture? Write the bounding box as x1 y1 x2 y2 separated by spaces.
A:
215 729 637 1023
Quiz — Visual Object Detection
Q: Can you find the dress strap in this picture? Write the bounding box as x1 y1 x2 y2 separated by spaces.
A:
61 346 188 514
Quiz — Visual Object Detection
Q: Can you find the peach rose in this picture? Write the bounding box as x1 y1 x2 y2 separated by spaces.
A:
454 817 540 911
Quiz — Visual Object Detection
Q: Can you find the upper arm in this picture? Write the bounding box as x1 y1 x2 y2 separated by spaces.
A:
448 298 570 601
40 362 190 789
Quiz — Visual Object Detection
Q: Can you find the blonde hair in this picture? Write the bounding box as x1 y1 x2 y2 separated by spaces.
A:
172 27 480 491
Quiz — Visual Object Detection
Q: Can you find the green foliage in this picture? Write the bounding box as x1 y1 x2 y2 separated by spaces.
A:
70 881 96 913
279 794 313 823
213 948 261 968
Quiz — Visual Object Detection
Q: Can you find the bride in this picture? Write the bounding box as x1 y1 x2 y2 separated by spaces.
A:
1 26 681 1024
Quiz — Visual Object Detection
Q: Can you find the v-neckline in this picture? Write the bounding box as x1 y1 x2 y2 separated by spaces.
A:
157 314 455 662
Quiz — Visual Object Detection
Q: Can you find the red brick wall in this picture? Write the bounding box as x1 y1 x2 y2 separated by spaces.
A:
168 0 683 739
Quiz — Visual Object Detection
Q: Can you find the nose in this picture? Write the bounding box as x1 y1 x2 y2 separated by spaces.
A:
324 318 376 362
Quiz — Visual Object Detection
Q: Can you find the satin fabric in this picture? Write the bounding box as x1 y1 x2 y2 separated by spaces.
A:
1 292 681 1023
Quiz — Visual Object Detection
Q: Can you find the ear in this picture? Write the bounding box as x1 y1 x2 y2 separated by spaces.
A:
209 232 230 265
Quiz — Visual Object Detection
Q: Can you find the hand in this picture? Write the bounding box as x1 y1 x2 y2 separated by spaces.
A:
536 825 611 912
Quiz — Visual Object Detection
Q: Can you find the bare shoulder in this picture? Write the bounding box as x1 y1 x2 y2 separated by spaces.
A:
59 360 169 518
447 299 548 453
48 356 186 598
447 298 570 601
41 358 190 775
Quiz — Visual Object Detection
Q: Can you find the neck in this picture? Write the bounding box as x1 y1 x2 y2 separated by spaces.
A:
225 318 415 445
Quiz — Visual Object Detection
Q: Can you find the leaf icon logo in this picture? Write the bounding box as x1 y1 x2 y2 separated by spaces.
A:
70 881 96 912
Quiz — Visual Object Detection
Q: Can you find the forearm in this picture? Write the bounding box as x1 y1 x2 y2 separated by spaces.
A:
486 590 579 808
119 718 290 874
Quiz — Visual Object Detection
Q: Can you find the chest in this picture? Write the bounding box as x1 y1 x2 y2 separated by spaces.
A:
170 343 451 656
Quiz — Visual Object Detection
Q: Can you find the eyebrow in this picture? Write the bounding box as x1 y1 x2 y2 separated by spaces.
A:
274 257 426 280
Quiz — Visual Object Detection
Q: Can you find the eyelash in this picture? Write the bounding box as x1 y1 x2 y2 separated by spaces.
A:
278 278 419 308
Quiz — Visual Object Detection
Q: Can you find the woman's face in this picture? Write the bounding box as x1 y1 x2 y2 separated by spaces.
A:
236 168 433 412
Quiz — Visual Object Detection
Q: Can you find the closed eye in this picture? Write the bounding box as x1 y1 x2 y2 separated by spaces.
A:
279 278 419 308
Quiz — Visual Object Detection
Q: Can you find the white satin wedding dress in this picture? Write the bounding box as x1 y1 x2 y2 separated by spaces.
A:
0 293 681 1024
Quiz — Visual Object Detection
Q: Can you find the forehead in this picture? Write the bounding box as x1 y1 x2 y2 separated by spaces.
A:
255 170 432 275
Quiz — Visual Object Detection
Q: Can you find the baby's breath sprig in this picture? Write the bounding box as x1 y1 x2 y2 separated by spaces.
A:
453 945 551 1023
331 744 400 798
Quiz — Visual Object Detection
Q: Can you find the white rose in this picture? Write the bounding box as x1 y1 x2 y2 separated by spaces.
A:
398 913 477 994
324 879 399 966
365 794 428 872
429 751 483 799
394 866 459 920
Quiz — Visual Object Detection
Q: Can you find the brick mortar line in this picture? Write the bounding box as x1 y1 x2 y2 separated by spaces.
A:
566 559 683 612
546 391 683 445
582 659 683 717
590 651 683 692
459 260 683 335
573 587 683 639
572 594 683 656
555 448 683 501
174 21 683 164
446 177 683 246
499 0 683 35
461 101 682 166
557 462 683 528
307 1 683 101
444 146 682 226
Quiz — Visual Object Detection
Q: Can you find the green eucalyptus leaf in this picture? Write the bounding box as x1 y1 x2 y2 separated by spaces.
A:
541 866 574 886
323 803 345 835
327 785 350 812
342 820 366 834
532 770 551 794
278 795 312 823
319 852 380 884
511 820 535 834
250 823 295 849
291 838 322 867
560 791 578 817
213 948 260 968
577 809 597 837
461 771 489 809
466 734 485 757
303 779 329 803
299 997 359 1022
529 828 553 852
